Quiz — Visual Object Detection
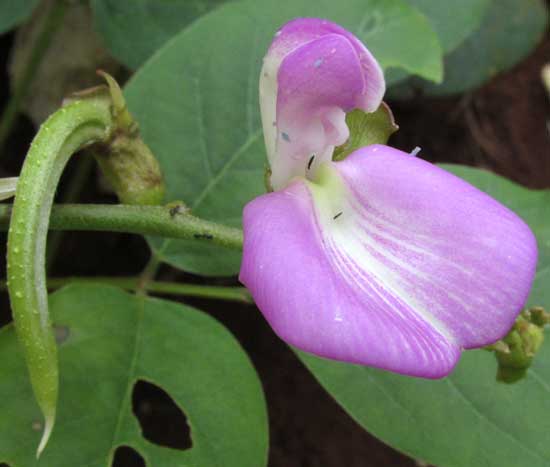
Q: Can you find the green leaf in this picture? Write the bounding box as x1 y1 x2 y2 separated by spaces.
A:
0 284 268 467
405 0 491 53
384 0 490 86
124 0 442 275
297 165 550 467
0 0 39 33
391 0 548 97
299 344 550 467
93 0 442 80
91 0 226 70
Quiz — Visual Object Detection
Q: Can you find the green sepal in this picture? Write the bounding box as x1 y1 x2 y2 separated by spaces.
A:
72 72 166 205
96 70 136 133
94 135 165 205
333 102 398 162
263 165 273 193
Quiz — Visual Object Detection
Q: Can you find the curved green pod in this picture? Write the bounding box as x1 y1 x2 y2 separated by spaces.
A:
7 95 114 457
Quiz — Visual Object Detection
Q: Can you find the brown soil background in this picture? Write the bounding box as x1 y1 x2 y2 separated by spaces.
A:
0 17 548 467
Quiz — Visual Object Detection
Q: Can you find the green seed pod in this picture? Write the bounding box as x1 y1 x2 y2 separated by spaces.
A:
7 96 113 456
6 72 165 456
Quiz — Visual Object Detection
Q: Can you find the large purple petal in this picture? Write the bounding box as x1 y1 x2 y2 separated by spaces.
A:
240 145 537 378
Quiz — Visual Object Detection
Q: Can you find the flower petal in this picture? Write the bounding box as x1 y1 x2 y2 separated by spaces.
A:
240 145 537 378
260 18 384 190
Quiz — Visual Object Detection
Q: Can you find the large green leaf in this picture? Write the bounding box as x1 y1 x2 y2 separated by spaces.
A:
93 0 442 78
391 0 548 97
405 0 491 52
297 165 550 467
125 0 442 275
0 0 39 33
0 284 268 467
91 0 226 70
374 0 490 85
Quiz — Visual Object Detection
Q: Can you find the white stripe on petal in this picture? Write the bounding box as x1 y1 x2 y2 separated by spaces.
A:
308 164 456 343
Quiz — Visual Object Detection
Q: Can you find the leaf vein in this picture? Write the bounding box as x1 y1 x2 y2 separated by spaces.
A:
191 129 262 210
194 76 213 178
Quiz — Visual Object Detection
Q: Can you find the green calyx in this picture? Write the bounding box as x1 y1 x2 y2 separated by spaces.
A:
487 307 548 383
333 102 398 162
86 71 165 205
94 134 165 205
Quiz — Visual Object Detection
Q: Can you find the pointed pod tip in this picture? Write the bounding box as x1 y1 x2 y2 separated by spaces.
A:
36 413 55 459
96 70 135 131
96 70 123 106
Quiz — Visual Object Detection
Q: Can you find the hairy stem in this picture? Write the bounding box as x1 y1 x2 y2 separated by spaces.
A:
0 203 244 250
46 155 95 270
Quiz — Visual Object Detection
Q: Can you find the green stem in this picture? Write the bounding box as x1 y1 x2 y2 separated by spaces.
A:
0 0 67 152
0 203 244 250
0 277 253 303
137 254 162 296
7 94 114 457
46 155 95 270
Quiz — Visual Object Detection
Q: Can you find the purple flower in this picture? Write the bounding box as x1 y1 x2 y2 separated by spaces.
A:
241 19 537 378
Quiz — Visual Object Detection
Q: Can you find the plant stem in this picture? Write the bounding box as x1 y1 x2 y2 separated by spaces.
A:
0 203 244 250
137 254 162 296
0 0 67 153
0 277 253 303
46 155 95 270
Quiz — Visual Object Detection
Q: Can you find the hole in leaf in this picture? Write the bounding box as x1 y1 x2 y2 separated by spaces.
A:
132 379 192 450
111 446 145 467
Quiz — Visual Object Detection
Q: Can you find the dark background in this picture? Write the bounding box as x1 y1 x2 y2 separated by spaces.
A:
0 11 548 467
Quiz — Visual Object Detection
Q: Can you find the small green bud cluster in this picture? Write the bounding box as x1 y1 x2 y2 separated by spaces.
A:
487 307 548 383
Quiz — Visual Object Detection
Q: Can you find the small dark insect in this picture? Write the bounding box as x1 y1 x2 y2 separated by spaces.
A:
333 212 343 220
307 155 315 170
194 233 214 240
169 205 183 218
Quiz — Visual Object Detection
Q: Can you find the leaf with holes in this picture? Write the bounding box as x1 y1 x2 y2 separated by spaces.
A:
0 284 268 467
124 0 442 275
0 0 39 33
296 165 550 467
